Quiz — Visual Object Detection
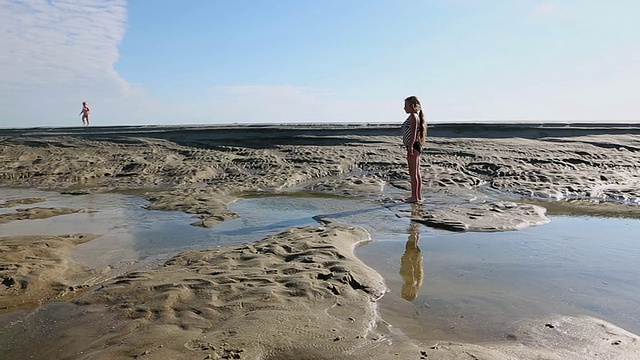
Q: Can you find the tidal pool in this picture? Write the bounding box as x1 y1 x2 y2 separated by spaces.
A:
1 188 639 344
360 214 640 343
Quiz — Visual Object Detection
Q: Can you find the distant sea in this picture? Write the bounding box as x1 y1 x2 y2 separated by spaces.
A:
2 122 640 140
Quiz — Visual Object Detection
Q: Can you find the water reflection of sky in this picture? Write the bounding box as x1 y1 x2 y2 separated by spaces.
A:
0 188 211 267
358 214 640 343
0 189 413 267
1 188 639 343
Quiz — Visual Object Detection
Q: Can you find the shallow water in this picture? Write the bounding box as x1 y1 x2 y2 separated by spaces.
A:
0 188 405 267
360 215 640 343
1 188 639 344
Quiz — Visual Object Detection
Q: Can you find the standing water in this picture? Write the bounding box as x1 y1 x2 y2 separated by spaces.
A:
1 188 639 343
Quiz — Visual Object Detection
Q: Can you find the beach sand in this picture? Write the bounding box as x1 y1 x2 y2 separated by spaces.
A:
1 123 640 359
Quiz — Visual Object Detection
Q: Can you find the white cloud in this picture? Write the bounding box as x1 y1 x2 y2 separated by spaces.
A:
1 0 127 92
0 0 166 126
533 3 556 16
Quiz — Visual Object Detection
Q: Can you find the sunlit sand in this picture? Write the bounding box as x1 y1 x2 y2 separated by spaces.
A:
1 123 639 359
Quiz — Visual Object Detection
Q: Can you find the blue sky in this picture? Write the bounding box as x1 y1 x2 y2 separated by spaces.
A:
1 0 639 127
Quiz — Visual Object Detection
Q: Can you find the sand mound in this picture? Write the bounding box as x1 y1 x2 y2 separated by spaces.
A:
0 197 45 208
0 206 83 224
0 221 426 359
413 201 550 232
425 315 640 360
0 233 98 310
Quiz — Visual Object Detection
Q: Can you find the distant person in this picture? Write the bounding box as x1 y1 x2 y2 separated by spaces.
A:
401 96 426 203
79 101 91 126
400 205 424 301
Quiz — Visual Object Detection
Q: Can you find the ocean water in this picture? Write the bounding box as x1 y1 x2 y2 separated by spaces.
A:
1 188 639 343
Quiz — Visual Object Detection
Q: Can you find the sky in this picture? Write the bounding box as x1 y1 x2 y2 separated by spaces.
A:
1 0 639 127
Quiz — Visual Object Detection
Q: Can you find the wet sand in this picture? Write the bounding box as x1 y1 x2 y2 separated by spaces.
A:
1 123 640 359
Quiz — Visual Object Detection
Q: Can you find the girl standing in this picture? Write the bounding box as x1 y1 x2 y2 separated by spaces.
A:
401 96 426 203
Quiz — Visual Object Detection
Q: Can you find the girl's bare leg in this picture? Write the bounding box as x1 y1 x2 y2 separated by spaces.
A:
406 153 420 202
415 156 422 201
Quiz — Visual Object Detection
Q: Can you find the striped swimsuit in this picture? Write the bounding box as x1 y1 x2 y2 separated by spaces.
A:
402 117 417 148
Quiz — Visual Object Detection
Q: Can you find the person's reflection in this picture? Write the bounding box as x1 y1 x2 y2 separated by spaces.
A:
400 205 424 301
85 194 97 218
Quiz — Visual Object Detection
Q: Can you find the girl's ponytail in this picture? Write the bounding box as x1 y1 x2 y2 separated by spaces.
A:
418 109 426 143
405 95 426 143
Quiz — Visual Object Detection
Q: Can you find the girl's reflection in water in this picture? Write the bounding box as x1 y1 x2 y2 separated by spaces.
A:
400 204 424 301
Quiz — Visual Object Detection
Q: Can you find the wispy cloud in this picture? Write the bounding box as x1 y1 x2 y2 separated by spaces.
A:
533 3 556 16
0 0 164 125
0 0 127 91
